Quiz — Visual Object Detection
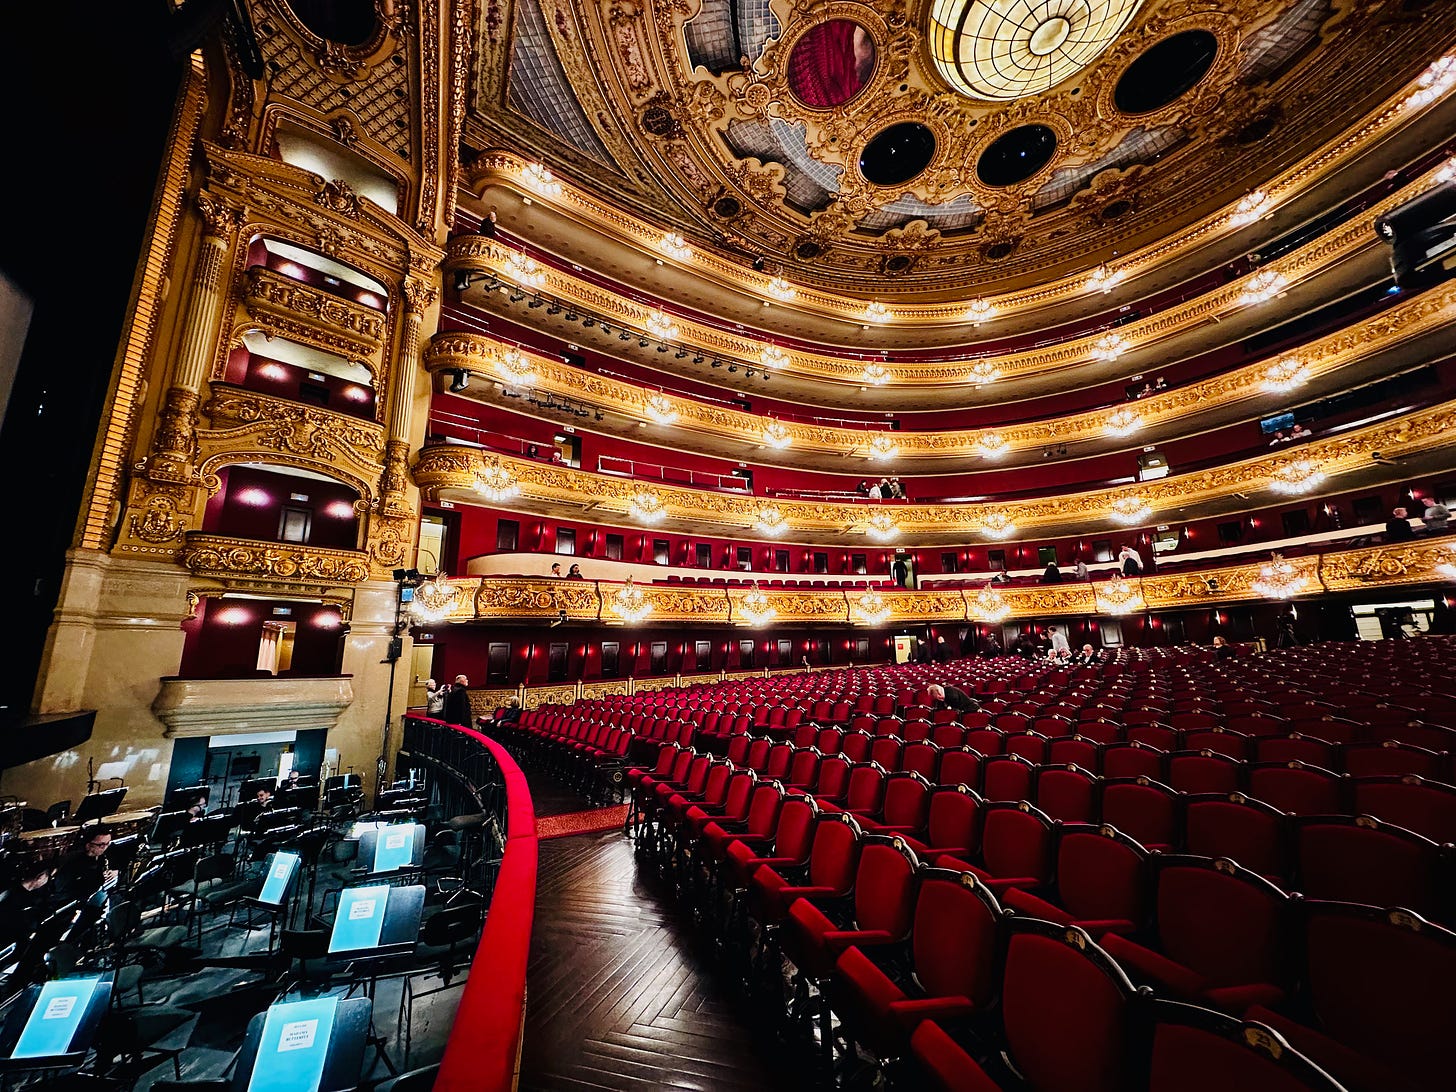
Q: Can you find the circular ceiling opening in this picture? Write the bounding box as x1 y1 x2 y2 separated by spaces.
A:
976 124 1058 187
787 21 878 108
1114 30 1218 113
860 123 937 186
286 0 377 46
928 0 1146 102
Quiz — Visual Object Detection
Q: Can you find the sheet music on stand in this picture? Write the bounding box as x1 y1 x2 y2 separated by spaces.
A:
0 973 113 1072
231 994 371 1092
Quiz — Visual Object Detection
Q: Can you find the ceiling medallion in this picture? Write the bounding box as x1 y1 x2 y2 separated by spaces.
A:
629 491 668 523
645 309 679 340
754 507 788 536
868 434 899 461
1228 190 1272 227
766 276 796 301
1261 356 1310 393
968 361 1001 386
852 589 892 626
980 511 1017 540
760 345 789 369
862 363 891 385
738 582 777 627
1269 460 1326 496
976 432 1009 458
495 348 537 386
1251 555 1309 600
1091 333 1128 362
1105 407 1142 437
644 394 677 425
929 0 1144 102
1086 264 1125 294
1239 269 1287 306
965 298 996 324
610 577 652 624
763 421 792 448
969 584 1011 623
866 513 901 541
1404 55 1456 112
1096 576 1145 616
1109 496 1153 526
475 458 521 502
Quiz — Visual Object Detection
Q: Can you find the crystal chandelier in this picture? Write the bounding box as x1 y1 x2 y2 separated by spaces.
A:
763 421 791 449
866 513 900 542
976 432 1009 458
969 584 1010 623
409 572 461 624
862 363 890 385
852 590 891 626
760 345 789 369
644 394 677 425
523 163 562 196
968 361 1001 386
1105 407 1142 437
659 232 691 260
610 577 652 623
766 276 795 301
1109 496 1153 525
1438 156 1456 185
1230 190 1271 227
1269 460 1326 495
865 301 891 323
1086 265 1125 294
1239 269 1287 306
754 506 788 536
738 582 776 626
1096 577 1144 616
504 252 544 288
868 434 898 461
495 348 537 386
645 309 679 340
1260 356 1310 393
475 458 520 502
980 511 1016 540
1437 547 1456 579
1405 54 1456 111
965 298 995 323
1251 555 1308 600
629 491 668 523
1091 333 1128 362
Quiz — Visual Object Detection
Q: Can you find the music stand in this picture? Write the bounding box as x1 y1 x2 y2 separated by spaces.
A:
356 824 426 877
234 851 302 944
323 774 361 794
0 973 113 1074
240 777 277 804
182 813 234 849
150 810 191 846
326 884 425 962
72 788 127 826
165 784 210 811
230 994 372 1092
5 903 79 985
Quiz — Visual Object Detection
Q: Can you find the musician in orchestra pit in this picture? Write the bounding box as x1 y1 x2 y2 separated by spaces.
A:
0 857 55 948
52 825 118 902
185 794 208 819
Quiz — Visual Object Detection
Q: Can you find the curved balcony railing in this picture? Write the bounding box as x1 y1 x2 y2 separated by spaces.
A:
401 717 537 1092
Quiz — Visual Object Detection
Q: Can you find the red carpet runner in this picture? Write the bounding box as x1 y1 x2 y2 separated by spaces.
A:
535 804 630 840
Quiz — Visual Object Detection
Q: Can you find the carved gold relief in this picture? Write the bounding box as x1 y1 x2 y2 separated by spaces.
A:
181 533 373 586
242 267 386 351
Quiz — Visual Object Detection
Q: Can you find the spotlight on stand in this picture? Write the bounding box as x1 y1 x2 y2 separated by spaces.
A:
452 271 472 292
448 370 469 393
751 256 766 272
547 304 561 315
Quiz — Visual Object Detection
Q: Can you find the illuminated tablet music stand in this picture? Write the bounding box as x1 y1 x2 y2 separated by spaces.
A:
230 995 372 1092
0 973 113 1077
355 824 426 878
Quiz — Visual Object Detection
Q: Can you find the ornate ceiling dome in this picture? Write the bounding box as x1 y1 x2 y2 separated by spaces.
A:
928 0 1146 102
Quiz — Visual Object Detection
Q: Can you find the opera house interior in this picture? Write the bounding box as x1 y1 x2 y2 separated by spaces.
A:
2 0 1456 1088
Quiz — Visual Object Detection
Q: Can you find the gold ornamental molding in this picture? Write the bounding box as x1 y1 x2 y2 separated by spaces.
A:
413 394 1456 542
241 266 386 357
395 537 1456 628
424 273 1456 460
198 389 388 478
447 151 1451 388
461 24 1456 323
180 533 373 589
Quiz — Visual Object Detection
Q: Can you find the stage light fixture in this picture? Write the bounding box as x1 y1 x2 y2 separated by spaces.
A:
452 271 471 292
447 370 469 393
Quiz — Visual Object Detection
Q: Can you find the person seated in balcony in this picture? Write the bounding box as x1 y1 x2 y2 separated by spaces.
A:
1268 430 1288 446
550 563 563 578
1118 545 1144 576
1212 635 1236 660
887 477 906 499
1041 560 1062 584
1288 423 1312 441
566 564 585 579
856 480 870 496
1073 557 1089 580
867 480 883 500
927 683 980 714
990 569 1010 585
1419 495 1450 534
1386 506 1416 542
1072 643 1100 665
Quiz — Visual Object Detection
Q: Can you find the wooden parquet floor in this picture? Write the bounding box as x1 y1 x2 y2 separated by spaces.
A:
519 830 809 1091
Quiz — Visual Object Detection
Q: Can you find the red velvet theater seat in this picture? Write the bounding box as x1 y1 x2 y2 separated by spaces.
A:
1002 824 1149 939
909 1020 1005 1091
747 812 861 927
1182 793 1290 882
1148 1000 1346 1092
1098 777 1178 852
903 785 984 863
938 800 1054 895
1291 814 1446 921
1243 761 1346 818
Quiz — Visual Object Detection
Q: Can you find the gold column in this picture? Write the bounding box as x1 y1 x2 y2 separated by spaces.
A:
379 273 439 518
145 191 240 484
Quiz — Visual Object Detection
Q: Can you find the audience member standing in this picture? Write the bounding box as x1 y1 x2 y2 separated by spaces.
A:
1041 560 1061 584
1420 495 1449 534
1074 558 1089 581
1386 507 1415 542
892 557 908 587
425 679 447 717
1048 626 1071 660
444 673 474 726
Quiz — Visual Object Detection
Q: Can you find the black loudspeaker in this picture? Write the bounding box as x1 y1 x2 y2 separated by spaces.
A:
1375 179 1456 288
